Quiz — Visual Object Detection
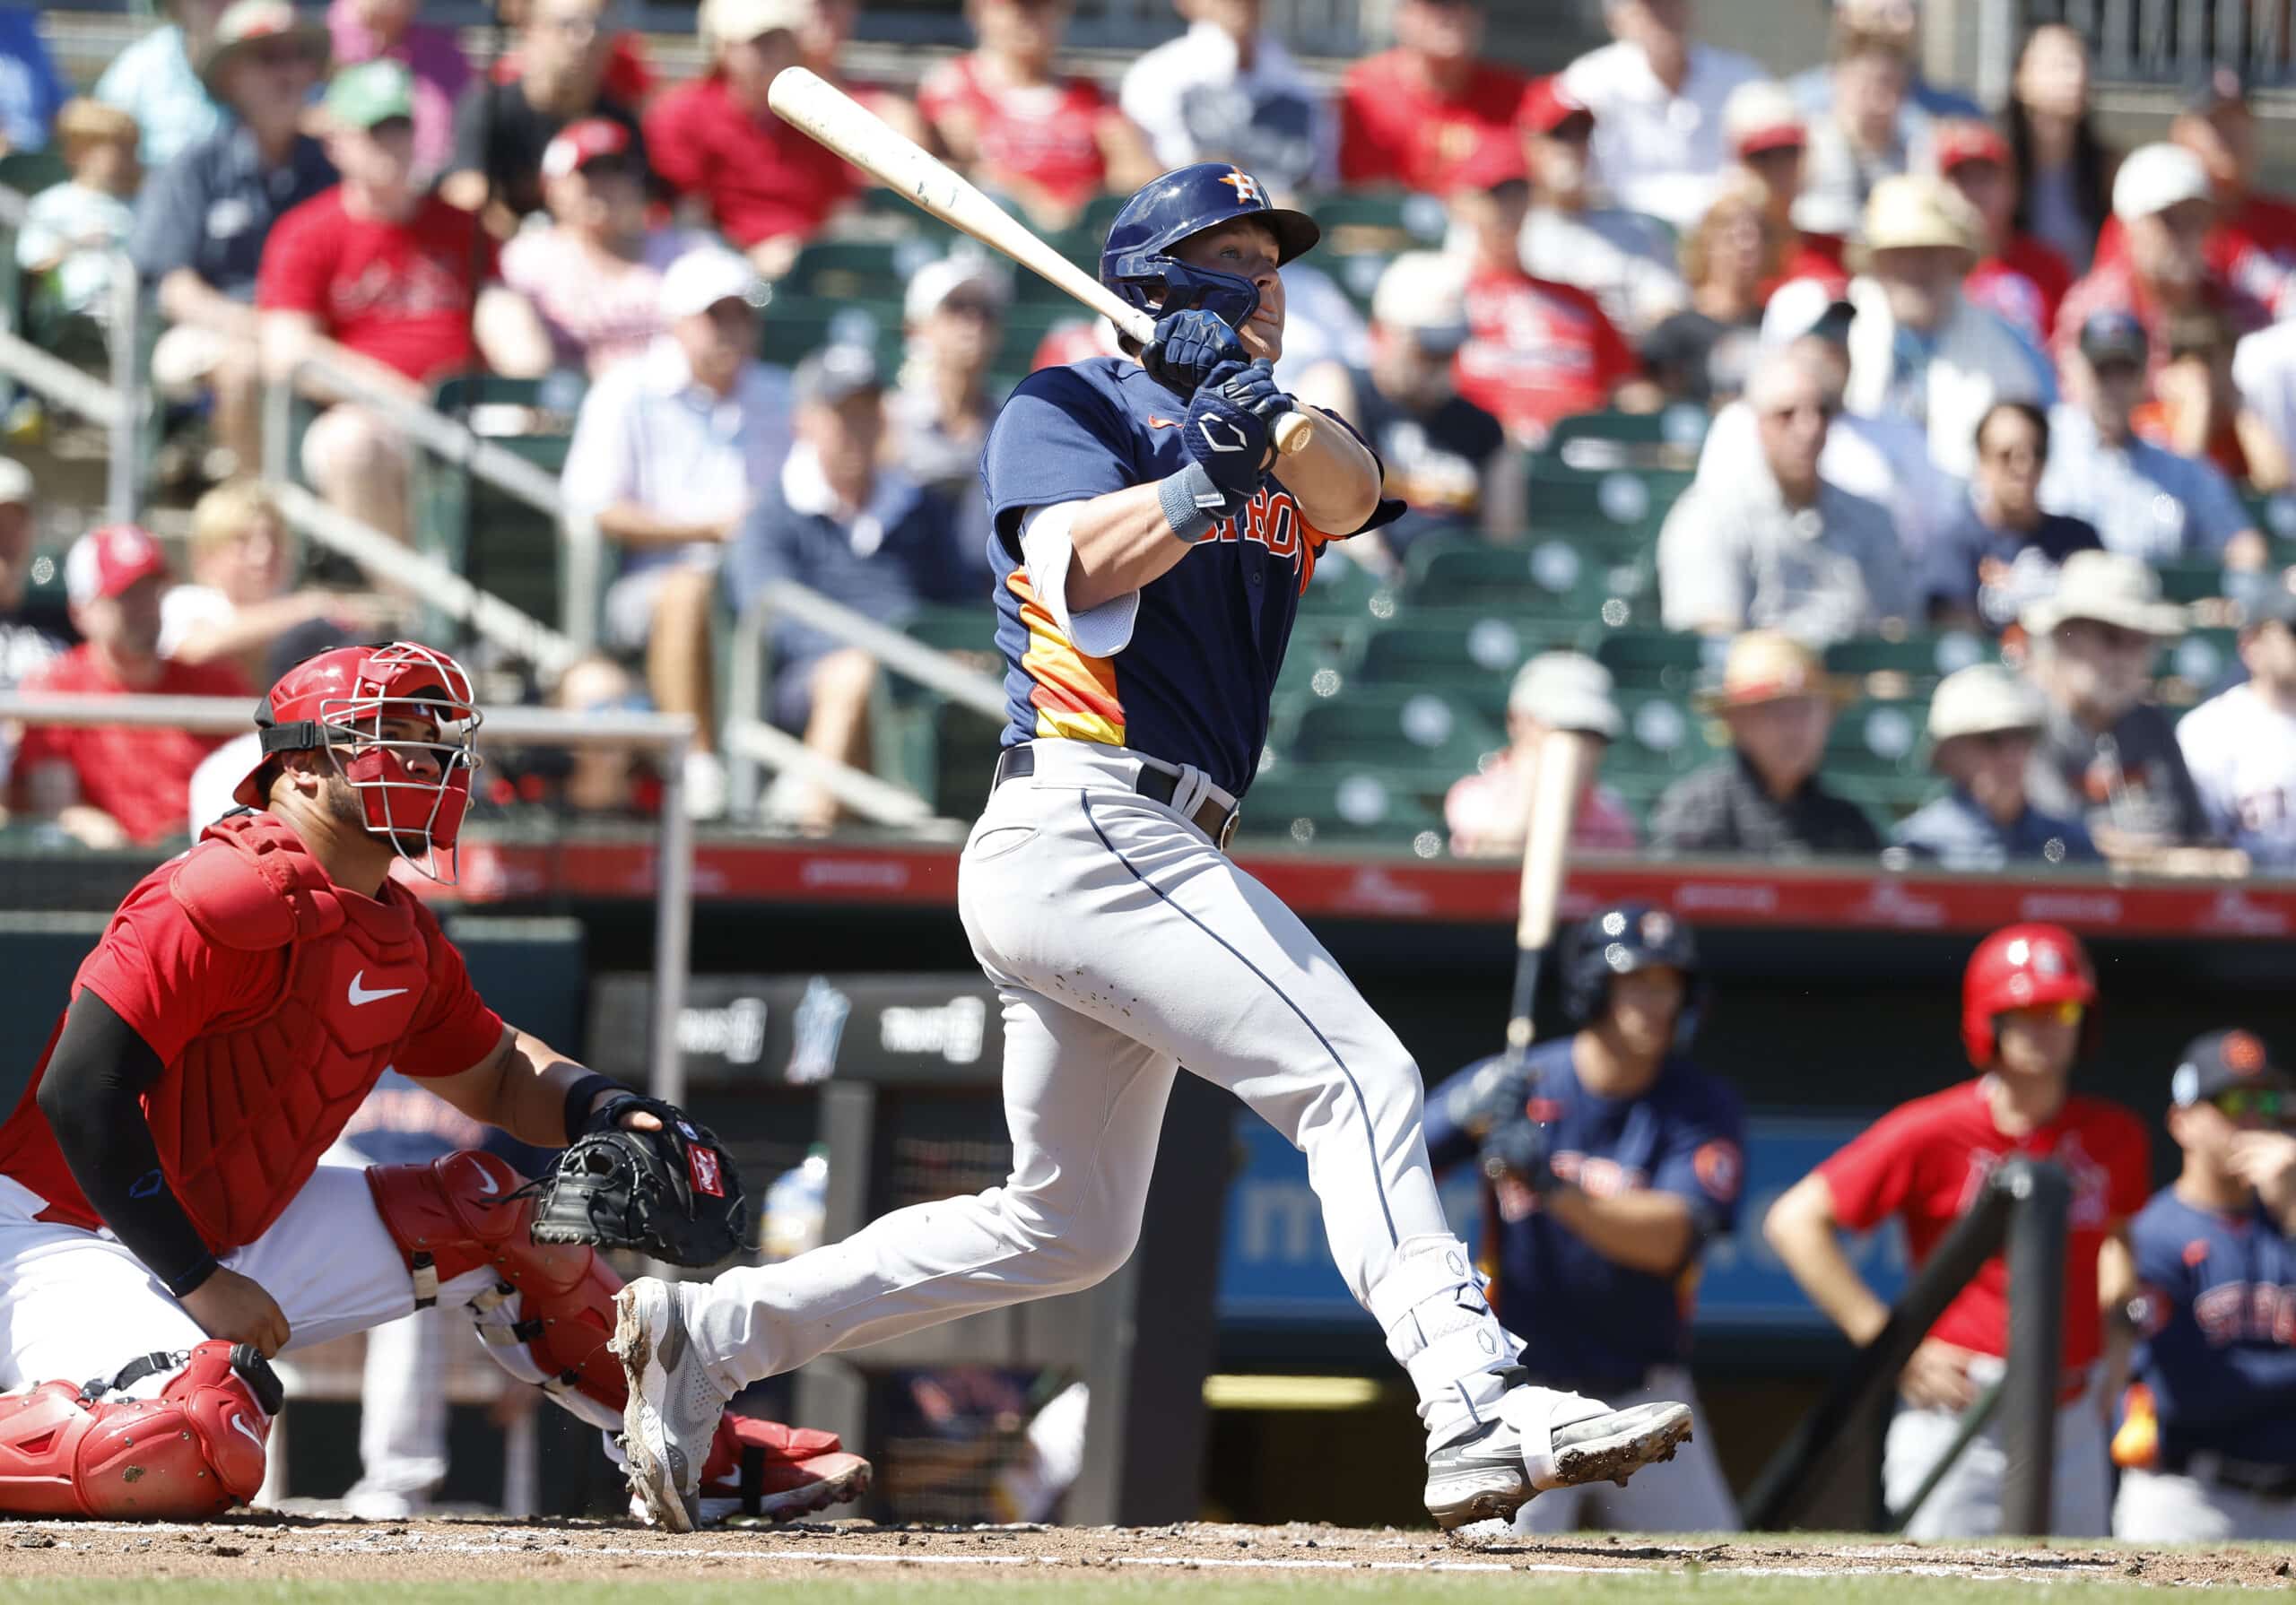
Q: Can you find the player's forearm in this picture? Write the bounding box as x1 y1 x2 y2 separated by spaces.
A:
450 1025 620 1149
1280 412 1380 535
1064 481 1202 612
1765 1177 1891 1345
1541 1185 1696 1277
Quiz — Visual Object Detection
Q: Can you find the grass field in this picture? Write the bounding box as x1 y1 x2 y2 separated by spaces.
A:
4 1519 2291 1603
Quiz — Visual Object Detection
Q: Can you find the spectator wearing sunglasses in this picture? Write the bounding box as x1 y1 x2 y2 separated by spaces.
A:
1894 662 2096 868
2112 1030 2296 1542
1925 400 2100 631
2178 584 2296 872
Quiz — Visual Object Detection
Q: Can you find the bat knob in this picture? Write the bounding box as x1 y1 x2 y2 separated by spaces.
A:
1272 410 1314 455
1505 1019 1534 1048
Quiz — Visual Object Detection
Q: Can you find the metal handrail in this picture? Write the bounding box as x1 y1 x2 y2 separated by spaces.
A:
0 230 144 525
725 577 1006 826
0 690 700 1108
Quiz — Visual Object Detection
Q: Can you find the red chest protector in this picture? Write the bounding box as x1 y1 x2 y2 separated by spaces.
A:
151 813 439 1251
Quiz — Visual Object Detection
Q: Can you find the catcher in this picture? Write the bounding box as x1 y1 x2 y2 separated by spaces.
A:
0 640 866 1522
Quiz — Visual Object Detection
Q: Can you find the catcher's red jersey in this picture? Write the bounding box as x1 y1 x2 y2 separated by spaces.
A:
0 812 503 1251
1819 1078 2149 1373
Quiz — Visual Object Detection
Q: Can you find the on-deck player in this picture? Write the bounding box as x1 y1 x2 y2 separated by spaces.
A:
0 641 865 1522
613 160 1695 1533
1424 905 1744 1534
2112 1029 2296 1541
1765 923 2150 1538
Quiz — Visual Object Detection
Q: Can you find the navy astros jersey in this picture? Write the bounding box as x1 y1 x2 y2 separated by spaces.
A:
1423 1038 1746 1388
978 355 1397 800
2127 1190 2296 1468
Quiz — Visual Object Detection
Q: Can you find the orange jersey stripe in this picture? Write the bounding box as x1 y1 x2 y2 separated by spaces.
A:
1006 568 1125 746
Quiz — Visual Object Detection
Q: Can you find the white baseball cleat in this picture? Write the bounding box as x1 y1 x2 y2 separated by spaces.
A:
1423 1384 1693 1531
613 1278 730 1531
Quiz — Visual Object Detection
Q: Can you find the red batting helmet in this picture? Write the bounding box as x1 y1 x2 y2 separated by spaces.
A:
234 640 482 882
1961 922 2098 1067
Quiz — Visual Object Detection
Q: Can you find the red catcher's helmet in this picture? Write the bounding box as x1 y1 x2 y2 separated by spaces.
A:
1961 922 2099 1066
233 641 482 883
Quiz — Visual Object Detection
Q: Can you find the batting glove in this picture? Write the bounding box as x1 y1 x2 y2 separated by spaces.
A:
1144 308 1248 398
1180 360 1276 503
1479 1113 1560 1196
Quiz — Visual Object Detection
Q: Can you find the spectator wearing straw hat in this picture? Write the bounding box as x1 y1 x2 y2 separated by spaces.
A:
1516 75 1686 341
14 525 250 850
1650 629 1880 856
1659 345 1909 646
2177 585 2296 872
2020 550 2226 866
644 0 859 278
2041 312 2264 569
1842 174 2047 479
1895 662 2097 868
134 0 335 484
1445 652 1639 859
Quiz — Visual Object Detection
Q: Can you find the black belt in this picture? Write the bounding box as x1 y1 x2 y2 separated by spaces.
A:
2168 1453 2296 1499
992 744 1239 851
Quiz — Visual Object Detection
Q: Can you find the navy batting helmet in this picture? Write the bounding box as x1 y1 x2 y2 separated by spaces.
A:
1100 162 1320 334
1561 903 1707 1045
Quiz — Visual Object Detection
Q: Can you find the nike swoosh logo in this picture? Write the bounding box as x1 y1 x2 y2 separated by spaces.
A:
347 970 409 1007
1147 415 1179 429
474 1167 499 1196
229 1412 265 1452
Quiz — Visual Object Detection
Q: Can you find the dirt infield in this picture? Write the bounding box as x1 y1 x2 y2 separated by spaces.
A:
1 1515 2290 1591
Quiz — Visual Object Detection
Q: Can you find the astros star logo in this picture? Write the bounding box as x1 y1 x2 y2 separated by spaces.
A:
1220 169 1265 206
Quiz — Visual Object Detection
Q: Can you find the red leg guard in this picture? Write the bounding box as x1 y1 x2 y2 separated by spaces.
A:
366 1150 629 1415
0 1340 277 1518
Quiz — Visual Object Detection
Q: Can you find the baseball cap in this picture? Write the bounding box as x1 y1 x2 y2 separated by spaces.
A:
2113 142 2213 222
659 247 763 321
904 254 1012 325
1934 120 2012 173
1926 662 2044 745
2184 60 2250 115
541 117 634 179
2077 308 2150 369
1518 75 1593 137
1451 133 1528 195
323 59 415 131
793 343 883 407
1370 250 1470 352
1724 81 1806 159
65 523 170 607
1761 277 1857 348
2170 1028 2292 1108
1509 652 1622 739
200 0 328 92
699 0 807 47
2021 549 2187 638
0 457 34 509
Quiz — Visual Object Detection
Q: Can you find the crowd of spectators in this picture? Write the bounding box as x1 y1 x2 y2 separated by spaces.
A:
0 0 2294 871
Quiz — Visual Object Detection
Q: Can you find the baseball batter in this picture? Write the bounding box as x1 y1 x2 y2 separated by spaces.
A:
614 161 1693 1533
1765 923 2150 1538
0 642 862 1522
1424 905 1745 1534
2112 1029 2296 1541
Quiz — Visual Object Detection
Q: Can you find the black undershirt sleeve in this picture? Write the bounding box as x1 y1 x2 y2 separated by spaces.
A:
34 990 219 1297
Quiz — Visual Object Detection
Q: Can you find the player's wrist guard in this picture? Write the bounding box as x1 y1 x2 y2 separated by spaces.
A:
561 1072 627 1148
1159 461 1241 544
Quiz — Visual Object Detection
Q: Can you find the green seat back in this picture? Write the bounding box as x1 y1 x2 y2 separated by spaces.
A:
1353 612 1587 692
1275 687 1498 772
1826 698 1930 777
1596 628 1719 692
1608 690 1719 776
413 376 574 633
1237 763 1445 850
1823 630 1992 687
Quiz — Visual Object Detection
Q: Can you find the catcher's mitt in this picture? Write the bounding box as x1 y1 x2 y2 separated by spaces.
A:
529 1095 749 1266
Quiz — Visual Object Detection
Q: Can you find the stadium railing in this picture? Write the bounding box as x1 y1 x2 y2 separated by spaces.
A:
0 690 704 1107
725 578 1009 831
1744 1157 2073 1536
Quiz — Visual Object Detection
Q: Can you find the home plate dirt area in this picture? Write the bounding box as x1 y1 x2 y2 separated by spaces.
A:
4 1517 2295 1601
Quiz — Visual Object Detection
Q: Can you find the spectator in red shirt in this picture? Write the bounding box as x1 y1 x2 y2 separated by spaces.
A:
1339 0 1524 195
2057 143 2271 395
15 525 250 849
1766 923 2149 1537
644 0 857 280
489 0 655 107
258 62 548 549
1937 118 2073 349
1448 142 1648 445
2168 64 2296 320
916 0 1157 231
1723 79 1848 295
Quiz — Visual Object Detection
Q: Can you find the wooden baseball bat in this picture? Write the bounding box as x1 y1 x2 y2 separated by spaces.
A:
1500 728 1597 1073
765 66 1313 455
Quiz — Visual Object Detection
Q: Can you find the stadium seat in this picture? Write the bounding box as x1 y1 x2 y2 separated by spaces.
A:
2165 627 2240 701
1823 630 1992 688
2152 556 2229 606
1404 537 1638 621
902 604 998 656
778 239 937 299
1606 690 1720 777
1236 763 1446 851
1353 611 1588 690
1825 698 1930 777
759 293 905 371
1297 188 1448 248
1546 403 1711 461
1523 462 1693 543
1596 629 1719 691
1274 686 1499 773
413 376 578 634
